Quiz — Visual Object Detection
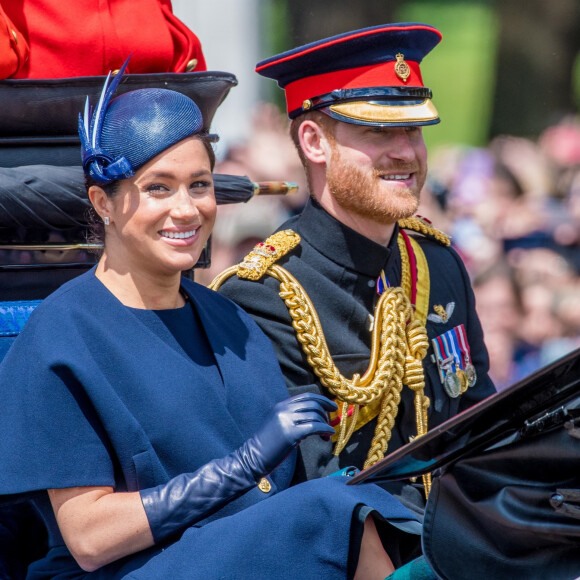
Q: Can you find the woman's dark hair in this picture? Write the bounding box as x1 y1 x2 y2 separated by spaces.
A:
84 133 216 250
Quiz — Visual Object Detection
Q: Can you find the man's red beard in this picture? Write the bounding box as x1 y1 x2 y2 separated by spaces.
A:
326 147 422 225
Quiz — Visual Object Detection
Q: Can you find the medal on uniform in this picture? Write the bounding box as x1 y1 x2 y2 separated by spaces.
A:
443 363 462 398
456 368 469 394
465 362 477 388
432 324 477 398
454 324 477 388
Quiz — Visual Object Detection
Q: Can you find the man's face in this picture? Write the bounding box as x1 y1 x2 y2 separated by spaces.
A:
324 122 428 224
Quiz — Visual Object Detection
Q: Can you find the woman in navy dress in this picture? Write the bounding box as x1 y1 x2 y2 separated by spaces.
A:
0 63 420 579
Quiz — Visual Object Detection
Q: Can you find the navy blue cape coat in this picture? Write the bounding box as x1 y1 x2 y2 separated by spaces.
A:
0 270 419 579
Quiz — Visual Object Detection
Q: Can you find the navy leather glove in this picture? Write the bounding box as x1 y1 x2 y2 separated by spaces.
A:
140 393 337 543
237 392 337 476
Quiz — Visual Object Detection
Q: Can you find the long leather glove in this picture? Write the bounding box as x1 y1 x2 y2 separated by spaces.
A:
140 393 337 543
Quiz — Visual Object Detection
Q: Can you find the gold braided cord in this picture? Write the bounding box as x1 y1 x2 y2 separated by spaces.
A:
397 235 412 299
335 401 360 455
266 264 430 468
209 266 239 291
272 264 402 403
398 217 451 247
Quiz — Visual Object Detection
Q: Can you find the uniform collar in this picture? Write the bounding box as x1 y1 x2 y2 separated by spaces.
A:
295 197 399 277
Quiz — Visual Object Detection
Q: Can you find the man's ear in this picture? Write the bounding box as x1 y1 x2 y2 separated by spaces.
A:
298 120 333 166
88 185 112 222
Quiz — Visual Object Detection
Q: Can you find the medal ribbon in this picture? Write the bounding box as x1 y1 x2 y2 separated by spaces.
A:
431 335 445 383
432 325 472 385
444 328 462 371
433 333 455 379
455 324 472 367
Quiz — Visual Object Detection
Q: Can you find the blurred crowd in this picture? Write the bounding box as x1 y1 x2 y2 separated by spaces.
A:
427 118 580 390
198 105 580 392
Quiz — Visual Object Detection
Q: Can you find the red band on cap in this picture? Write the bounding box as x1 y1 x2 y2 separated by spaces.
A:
284 60 423 114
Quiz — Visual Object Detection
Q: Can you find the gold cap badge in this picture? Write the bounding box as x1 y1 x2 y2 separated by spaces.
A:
394 53 410 82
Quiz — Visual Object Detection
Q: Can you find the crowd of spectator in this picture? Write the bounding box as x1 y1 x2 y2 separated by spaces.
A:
198 105 580 392
429 119 580 389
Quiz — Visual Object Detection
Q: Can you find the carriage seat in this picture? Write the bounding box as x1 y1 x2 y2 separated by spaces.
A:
0 300 46 579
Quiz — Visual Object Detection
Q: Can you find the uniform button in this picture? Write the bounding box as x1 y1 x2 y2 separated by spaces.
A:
10 29 18 44
257 478 272 493
368 279 375 287
186 58 198 72
111 69 121 75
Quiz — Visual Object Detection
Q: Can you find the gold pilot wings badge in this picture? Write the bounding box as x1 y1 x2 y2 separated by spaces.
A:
427 302 455 324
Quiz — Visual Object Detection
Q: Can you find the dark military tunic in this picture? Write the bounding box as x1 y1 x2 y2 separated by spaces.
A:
218 198 496 514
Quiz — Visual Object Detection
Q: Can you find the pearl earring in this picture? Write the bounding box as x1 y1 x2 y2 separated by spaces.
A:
104 216 110 226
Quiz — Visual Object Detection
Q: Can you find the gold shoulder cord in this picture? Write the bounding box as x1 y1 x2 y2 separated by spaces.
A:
210 219 450 497
398 216 450 247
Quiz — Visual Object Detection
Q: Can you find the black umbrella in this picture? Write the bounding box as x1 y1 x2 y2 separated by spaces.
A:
213 174 299 204
0 166 298 229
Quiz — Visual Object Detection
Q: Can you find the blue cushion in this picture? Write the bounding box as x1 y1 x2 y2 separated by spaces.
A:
0 300 41 361
0 300 41 337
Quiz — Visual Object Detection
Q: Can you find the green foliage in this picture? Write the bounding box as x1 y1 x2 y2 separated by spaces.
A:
396 1 499 151
573 52 580 114
267 0 291 56
259 0 291 111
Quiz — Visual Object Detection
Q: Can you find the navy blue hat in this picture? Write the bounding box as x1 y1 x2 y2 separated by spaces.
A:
256 23 442 127
79 59 204 184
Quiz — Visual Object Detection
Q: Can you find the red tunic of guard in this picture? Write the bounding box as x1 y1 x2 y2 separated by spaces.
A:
1 0 206 78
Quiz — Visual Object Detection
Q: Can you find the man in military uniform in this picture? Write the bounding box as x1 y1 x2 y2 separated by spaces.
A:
214 22 495 516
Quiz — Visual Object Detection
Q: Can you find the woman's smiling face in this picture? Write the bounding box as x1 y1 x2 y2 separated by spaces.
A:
95 137 216 279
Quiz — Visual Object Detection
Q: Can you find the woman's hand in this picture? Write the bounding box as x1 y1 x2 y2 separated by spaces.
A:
240 393 337 476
